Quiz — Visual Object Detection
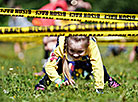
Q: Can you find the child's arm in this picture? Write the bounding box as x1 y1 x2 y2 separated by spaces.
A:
44 36 65 82
88 40 104 90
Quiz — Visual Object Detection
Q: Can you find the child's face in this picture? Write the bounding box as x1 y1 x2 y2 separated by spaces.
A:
67 39 88 59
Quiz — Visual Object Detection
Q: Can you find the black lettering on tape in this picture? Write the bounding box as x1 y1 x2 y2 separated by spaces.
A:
36 11 41 15
50 11 64 16
70 13 75 17
28 10 31 14
124 23 129 30
0 9 13 13
128 34 131 36
69 13 82 17
42 11 48 15
15 9 29 14
119 15 136 20
36 11 48 15
29 27 34 33
63 12 66 16
83 13 100 18
104 15 117 20
132 16 136 20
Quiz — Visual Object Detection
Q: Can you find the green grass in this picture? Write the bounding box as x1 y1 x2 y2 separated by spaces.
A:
0 43 138 102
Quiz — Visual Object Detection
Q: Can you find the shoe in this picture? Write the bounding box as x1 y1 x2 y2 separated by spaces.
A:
108 77 120 88
35 84 45 91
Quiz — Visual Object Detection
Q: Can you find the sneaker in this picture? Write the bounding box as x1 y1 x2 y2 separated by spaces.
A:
108 77 120 88
35 84 45 91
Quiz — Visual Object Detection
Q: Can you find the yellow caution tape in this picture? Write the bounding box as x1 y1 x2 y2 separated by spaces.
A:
97 42 138 46
0 30 138 37
0 23 138 34
0 8 138 23
0 36 137 46
0 36 43 42
97 38 138 43
96 36 138 41
97 37 138 45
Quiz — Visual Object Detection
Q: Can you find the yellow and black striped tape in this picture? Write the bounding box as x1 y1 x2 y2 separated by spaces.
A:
0 36 42 42
97 42 138 46
0 36 137 46
0 23 138 34
0 30 138 37
0 8 138 23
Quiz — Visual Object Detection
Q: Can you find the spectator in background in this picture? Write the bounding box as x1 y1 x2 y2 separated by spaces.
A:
67 0 92 11
32 0 68 26
32 0 68 76
129 46 138 63
104 39 127 57
105 45 127 57
32 0 68 62
8 5 33 60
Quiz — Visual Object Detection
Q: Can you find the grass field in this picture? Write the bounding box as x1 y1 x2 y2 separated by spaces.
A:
0 42 137 102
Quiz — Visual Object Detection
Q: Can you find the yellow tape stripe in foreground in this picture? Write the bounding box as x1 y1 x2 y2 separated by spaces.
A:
0 8 138 23
97 42 138 46
1 23 138 34
0 36 137 45
0 38 137 46
0 30 138 37
0 37 42 42
0 37 137 41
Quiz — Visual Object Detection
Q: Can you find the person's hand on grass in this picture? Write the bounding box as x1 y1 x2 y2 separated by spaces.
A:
62 79 75 86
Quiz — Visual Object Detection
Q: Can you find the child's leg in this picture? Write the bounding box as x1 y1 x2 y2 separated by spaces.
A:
103 65 120 88
35 73 52 90
103 65 110 83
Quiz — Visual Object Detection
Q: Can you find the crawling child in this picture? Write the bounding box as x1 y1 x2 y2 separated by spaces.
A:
35 36 120 93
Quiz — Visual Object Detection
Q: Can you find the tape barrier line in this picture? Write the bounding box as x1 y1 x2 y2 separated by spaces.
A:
0 30 138 37
97 37 138 45
97 39 138 42
0 8 138 23
96 36 138 41
0 36 43 42
97 42 138 46
1 36 137 40
0 36 137 46
0 35 137 43
1 22 138 34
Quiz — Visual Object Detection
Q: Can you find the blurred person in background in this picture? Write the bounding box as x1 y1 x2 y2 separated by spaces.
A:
105 45 127 57
103 38 127 57
8 5 33 60
67 0 92 11
32 0 68 63
32 0 68 76
129 46 138 63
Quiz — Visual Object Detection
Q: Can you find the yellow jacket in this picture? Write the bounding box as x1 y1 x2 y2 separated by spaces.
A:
45 36 104 89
